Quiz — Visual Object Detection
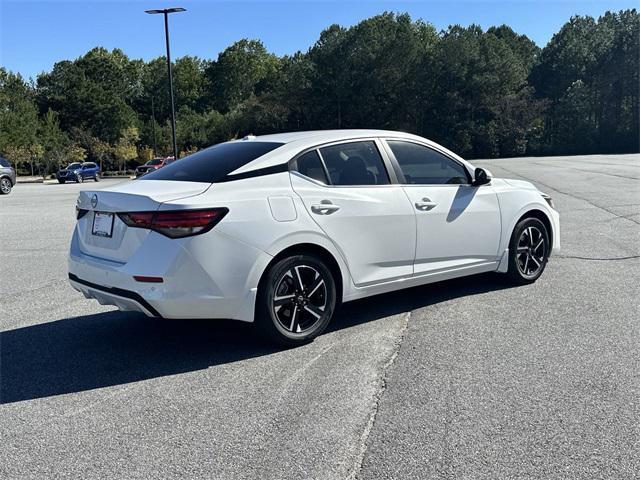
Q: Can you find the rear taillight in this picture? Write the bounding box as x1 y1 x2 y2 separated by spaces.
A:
118 208 228 239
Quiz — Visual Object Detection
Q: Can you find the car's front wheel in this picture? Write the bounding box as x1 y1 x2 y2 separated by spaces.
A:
94 174 100 182
76 174 83 183
256 254 337 346
0 177 12 194
506 217 550 284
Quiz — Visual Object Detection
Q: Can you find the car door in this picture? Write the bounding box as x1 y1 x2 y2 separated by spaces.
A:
290 139 416 286
383 139 501 276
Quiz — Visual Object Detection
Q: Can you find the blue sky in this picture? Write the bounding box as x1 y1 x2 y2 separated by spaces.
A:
1 0 637 80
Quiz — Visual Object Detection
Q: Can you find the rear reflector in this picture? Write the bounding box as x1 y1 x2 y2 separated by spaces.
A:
118 208 228 238
133 276 164 283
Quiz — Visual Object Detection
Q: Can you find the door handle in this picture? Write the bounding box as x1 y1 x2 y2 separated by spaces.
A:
311 200 340 215
415 198 438 211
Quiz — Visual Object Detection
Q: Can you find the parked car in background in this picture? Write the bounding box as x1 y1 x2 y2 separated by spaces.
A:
57 162 100 183
0 156 16 195
135 158 171 177
68 130 560 346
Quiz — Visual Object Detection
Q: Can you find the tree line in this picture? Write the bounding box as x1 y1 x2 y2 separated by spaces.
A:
0 9 637 176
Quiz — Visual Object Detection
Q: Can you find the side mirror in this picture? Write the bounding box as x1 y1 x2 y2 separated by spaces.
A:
472 167 491 186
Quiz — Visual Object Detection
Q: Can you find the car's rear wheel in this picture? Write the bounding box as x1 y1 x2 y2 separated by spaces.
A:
256 254 336 346
506 217 550 284
0 177 12 194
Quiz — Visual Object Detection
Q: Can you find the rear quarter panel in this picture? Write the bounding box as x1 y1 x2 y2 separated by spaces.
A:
159 172 354 297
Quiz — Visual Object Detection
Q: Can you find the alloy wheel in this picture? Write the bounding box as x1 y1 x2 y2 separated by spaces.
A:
516 226 546 277
272 265 327 334
0 178 11 194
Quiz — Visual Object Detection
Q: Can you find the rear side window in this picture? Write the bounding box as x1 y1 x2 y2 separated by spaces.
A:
387 141 470 185
141 141 284 183
295 150 328 184
319 141 389 186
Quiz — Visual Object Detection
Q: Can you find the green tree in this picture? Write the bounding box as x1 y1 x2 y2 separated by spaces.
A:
0 69 41 173
39 108 69 177
423 24 543 157
113 127 139 172
206 39 280 113
531 9 639 153
37 48 140 144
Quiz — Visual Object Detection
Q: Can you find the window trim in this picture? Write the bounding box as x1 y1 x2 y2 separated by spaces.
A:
288 137 399 188
382 138 473 186
291 149 331 186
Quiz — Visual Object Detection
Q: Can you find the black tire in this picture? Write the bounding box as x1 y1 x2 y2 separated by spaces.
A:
256 254 337 346
58 179 65 184
505 217 550 285
0 177 12 194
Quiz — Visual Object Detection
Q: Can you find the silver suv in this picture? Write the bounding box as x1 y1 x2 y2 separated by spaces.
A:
0 157 16 195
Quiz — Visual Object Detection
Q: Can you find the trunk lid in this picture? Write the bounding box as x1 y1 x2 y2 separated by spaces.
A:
75 180 210 263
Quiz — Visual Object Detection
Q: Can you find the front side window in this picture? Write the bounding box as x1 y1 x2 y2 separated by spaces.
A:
67 163 82 170
319 141 389 186
387 141 470 185
295 150 329 184
141 141 283 183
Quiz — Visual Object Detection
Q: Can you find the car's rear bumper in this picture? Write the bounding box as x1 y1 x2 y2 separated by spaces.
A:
69 273 162 317
68 227 273 322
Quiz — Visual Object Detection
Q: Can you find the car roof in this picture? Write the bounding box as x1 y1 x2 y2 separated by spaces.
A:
229 129 469 175
249 129 410 143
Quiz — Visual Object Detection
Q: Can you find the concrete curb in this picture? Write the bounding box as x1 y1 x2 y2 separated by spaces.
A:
17 176 133 184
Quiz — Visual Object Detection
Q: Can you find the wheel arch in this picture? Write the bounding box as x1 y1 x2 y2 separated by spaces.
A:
0 174 14 186
515 208 554 249
257 242 345 307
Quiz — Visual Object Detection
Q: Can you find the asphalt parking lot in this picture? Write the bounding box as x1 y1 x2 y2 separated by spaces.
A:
1 155 639 479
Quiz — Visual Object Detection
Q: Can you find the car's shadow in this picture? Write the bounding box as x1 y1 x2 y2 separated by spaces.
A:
1 273 510 404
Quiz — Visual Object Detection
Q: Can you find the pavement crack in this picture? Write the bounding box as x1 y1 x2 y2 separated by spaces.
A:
346 311 411 480
556 255 640 261
531 162 640 181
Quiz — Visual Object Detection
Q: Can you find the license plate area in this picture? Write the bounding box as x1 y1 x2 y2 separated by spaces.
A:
92 212 114 238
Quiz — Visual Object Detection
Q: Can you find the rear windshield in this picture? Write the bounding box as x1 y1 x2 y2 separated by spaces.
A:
147 159 163 165
140 141 284 183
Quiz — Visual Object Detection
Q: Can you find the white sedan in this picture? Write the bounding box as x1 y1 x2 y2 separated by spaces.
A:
69 130 560 345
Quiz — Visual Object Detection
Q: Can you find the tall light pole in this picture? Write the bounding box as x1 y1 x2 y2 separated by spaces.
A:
145 7 185 160
150 95 157 157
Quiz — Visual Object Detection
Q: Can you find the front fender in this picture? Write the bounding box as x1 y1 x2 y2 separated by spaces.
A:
496 191 560 256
